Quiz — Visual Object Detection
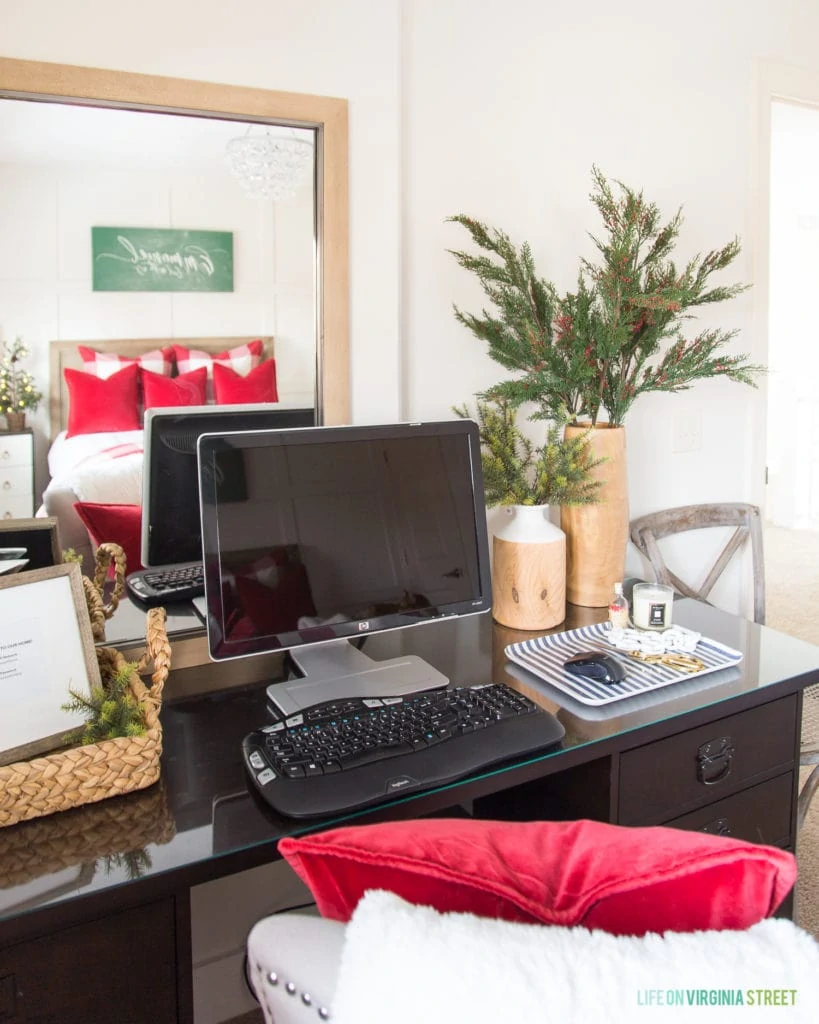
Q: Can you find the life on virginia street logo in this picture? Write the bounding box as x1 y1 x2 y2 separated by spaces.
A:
637 988 798 1008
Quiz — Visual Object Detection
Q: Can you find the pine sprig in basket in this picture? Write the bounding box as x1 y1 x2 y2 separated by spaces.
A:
62 661 148 744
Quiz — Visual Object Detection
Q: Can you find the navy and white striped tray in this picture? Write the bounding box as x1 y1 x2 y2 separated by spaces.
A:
505 622 743 707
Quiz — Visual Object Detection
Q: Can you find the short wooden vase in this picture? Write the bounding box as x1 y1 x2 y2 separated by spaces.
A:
492 504 566 630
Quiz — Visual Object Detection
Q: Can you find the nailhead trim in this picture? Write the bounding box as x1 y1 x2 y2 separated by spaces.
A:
265 969 331 1017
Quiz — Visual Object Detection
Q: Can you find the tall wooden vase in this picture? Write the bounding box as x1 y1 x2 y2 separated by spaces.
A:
492 504 566 630
560 423 628 608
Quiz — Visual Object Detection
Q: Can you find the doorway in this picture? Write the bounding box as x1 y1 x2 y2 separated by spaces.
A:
766 99 819 531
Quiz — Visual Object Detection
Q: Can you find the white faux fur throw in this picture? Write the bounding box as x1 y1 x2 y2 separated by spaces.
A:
332 891 819 1024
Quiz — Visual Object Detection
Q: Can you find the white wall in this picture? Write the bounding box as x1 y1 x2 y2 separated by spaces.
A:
6 0 819 612
401 0 819 610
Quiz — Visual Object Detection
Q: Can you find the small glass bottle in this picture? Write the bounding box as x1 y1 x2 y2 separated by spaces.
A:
608 581 630 628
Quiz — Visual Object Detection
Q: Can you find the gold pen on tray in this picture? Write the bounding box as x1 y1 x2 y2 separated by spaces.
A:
624 650 706 673
588 643 705 674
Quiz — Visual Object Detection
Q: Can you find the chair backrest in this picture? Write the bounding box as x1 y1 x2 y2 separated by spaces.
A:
629 502 765 625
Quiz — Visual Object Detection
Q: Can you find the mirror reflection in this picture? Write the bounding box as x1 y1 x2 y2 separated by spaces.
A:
0 66 341 652
0 96 318 440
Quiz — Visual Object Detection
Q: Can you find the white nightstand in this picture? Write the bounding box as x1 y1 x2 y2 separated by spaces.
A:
0 429 34 519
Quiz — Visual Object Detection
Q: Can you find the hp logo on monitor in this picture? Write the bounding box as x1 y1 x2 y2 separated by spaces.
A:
358 621 371 631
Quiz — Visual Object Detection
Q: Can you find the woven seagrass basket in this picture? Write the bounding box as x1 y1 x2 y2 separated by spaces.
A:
0 545 171 829
80 540 128 642
0 782 175 890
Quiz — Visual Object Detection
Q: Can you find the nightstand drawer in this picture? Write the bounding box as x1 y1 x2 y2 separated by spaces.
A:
0 433 32 467
663 772 794 847
618 695 798 825
0 465 32 496
0 494 35 519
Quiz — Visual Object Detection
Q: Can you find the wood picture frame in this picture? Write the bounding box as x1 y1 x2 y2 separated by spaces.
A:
0 562 101 766
0 517 61 572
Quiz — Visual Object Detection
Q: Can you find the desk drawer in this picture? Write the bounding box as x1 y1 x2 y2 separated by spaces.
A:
663 772 794 847
618 695 797 825
0 898 180 1022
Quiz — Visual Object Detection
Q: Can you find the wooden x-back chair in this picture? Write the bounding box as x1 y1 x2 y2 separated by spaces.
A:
630 501 819 829
629 502 766 626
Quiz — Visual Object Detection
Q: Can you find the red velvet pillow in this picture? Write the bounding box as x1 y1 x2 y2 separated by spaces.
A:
74 502 143 572
233 548 316 634
279 818 797 937
213 360 278 404
64 364 141 437
142 367 208 408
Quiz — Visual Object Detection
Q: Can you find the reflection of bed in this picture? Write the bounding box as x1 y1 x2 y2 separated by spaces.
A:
42 336 274 570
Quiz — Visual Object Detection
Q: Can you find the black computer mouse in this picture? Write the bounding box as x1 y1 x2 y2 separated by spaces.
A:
563 650 627 685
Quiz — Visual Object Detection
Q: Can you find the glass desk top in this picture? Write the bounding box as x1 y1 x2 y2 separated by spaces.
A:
2 598 819 929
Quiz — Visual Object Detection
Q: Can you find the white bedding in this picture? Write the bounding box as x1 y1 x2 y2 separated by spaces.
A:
48 429 144 501
43 429 144 567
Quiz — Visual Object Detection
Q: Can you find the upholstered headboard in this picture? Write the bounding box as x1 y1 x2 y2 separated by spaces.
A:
48 336 274 442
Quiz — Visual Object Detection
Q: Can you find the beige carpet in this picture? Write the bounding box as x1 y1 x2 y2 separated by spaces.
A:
765 525 819 939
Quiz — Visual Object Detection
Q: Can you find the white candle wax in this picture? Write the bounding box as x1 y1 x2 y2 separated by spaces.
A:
632 583 674 630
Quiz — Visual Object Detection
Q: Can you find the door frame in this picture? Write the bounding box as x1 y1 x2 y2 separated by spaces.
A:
754 60 819 524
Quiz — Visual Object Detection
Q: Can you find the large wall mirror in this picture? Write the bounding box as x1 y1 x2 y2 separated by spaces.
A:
0 56 349 422
0 57 348 664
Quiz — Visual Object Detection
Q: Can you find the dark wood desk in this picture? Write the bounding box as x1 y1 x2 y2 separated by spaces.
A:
1 600 818 1023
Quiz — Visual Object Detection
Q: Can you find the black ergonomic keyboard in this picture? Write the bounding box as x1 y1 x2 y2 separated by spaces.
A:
242 683 566 819
125 560 204 606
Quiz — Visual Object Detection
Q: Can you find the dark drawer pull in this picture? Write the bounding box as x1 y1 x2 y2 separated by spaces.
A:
696 735 735 785
700 817 731 836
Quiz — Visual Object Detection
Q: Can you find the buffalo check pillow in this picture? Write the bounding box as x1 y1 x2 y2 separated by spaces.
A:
77 345 174 379
172 341 266 401
172 340 265 377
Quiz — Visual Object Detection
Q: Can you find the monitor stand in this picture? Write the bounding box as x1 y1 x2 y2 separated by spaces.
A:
265 638 449 718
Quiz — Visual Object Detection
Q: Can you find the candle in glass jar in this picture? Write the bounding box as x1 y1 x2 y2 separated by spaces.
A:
632 583 674 630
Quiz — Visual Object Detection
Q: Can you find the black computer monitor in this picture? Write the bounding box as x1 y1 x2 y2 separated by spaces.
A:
141 403 316 567
197 419 492 715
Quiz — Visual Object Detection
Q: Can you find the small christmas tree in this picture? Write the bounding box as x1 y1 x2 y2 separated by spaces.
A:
455 397 604 507
0 338 43 419
448 167 764 427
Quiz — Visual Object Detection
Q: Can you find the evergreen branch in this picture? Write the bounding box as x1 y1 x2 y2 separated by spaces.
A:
103 849 154 880
455 399 605 507
447 168 764 427
62 664 147 746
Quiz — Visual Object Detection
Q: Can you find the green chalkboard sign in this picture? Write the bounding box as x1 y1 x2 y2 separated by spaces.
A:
92 227 234 292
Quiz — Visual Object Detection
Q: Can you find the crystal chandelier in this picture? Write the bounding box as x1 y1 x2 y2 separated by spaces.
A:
224 127 313 201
